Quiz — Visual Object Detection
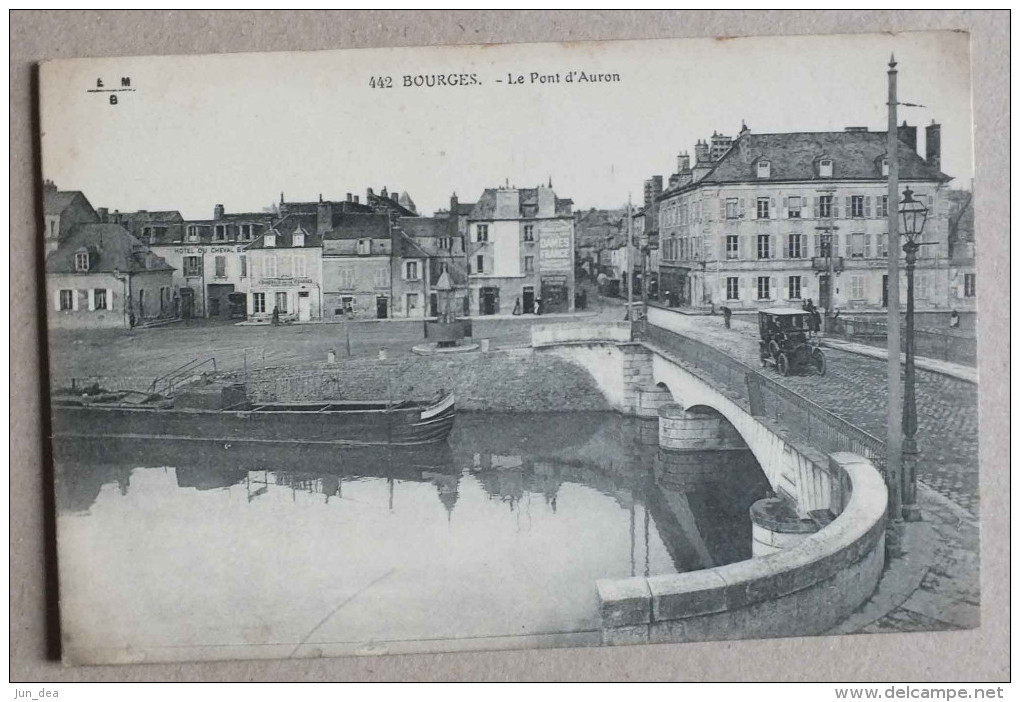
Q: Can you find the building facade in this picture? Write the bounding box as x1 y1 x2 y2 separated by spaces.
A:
398 193 472 317
466 185 575 315
656 122 952 313
147 205 276 319
46 223 175 330
245 215 324 322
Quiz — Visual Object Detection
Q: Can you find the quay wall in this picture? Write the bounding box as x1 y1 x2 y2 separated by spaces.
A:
598 452 887 645
217 348 612 413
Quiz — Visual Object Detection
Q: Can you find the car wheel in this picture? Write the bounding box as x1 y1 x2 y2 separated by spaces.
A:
777 353 790 377
813 348 827 376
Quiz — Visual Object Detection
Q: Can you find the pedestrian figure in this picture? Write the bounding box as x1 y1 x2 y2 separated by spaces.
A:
271 306 280 326
580 289 587 310
512 297 522 316
949 310 960 329
534 298 541 316
721 306 732 329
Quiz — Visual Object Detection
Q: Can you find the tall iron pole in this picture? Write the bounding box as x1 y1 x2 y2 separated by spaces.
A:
886 54 904 522
627 193 634 337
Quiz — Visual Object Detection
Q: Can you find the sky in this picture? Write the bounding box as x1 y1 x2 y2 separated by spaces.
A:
40 31 972 219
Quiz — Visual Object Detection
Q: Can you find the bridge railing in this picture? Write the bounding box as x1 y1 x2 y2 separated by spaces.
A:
640 322 887 478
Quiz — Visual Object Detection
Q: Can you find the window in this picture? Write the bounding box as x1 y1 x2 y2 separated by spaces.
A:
214 224 227 241
819 195 833 218
264 233 276 248
357 239 370 255
757 160 771 178
524 255 534 273
757 234 771 260
882 158 889 177
294 256 307 278
756 198 770 219
964 273 976 297
523 225 534 242
757 276 771 300
74 251 89 272
851 233 866 259
851 195 865 218
476 224 489 242
183 255 202 277
726 277 739 300
787 196 802 218
788 276 802 300
239 224 253 240
877 233 888 258
406 293 419 312
877 196 889 218
93 288 108 310
341 296 355 313
215 255 227 277
788 233 803 259
59 290 74 311
253 292 266 314
850 275 865 300
916 272 930 300
405 261 419 280
338 268 355 290
725 235 739 260
187 225 200 242
819 159 833 177
476 254 485 273
725 198 740 219
438 237 452 250
240 255 247 278
293 232 305 247
263 256 277 278
274 291 288 313
375 266 390 288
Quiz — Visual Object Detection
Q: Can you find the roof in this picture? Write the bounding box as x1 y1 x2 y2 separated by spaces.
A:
397 216 450 239
43 190 88 216
323 213 391 241
246 213 322 249
468 187 574 220
662 130 951 197
112 210 184 222
45 224 174 274
397 231 430 260
368 193 418 217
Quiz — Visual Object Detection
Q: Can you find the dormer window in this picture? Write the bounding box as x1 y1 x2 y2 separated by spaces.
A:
214 224 227 241
187 225 200 242
757 160 771 179
265 232 277 248
74 249 90 272
293 231 305 247
881 158 889 177
357 239 371 255
819 159 834 178
238 224 253 241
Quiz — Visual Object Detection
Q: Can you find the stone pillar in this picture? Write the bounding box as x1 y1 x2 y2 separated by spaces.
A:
658 403 746 451
749 497 820 557
633 384 674 418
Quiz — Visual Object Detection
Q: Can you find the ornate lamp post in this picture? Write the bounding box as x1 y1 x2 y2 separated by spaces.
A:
898 186 929 521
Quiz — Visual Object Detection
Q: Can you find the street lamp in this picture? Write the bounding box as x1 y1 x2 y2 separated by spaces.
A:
898 186 929 521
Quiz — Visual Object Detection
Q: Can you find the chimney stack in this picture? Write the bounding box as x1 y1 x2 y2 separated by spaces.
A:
97 207 109 221
43 179 57 194
381 186 388 199
214 204 225 220
694 139 711 164
449 193 460 236
367 187 374 199
353 195 360 204
897 120 918 153
925 121 941 171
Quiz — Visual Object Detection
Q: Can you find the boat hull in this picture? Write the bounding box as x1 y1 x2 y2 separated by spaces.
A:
51 394 456 447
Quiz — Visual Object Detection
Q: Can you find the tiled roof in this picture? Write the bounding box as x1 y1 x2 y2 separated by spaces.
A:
323 213 391 241
43 190 87 216
397 216 449 239
45 224 174 274
246 213 322 249
664 130 950 196
468 188 573 220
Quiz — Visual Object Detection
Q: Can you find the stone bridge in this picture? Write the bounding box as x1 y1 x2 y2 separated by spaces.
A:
531 321 888 645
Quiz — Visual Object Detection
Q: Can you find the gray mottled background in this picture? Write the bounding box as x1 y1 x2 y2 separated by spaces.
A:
10 10 1009 681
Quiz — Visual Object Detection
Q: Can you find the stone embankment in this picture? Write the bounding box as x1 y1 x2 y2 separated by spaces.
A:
219 347 612 412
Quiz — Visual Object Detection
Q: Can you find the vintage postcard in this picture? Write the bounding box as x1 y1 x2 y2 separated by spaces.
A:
40 30 979 666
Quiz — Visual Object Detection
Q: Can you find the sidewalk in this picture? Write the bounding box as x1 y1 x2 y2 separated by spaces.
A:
819 337 978 385
237 309 604 326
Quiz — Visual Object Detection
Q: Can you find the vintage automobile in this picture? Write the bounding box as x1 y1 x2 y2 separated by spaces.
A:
758 308 826 376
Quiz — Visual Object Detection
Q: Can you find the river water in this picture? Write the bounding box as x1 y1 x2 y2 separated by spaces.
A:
53 412 770 663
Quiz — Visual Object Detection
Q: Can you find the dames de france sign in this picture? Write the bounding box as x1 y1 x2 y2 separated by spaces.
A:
539 228 572 271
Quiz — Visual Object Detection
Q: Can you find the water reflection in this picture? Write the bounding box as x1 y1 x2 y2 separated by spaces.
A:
53 411 770 574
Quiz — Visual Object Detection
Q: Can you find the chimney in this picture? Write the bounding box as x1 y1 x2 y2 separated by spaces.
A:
449 193 459 237
694 139 711 164
925 121 941 171
367 187 374 199
381 186 388 199
353 195 360 204
644 176 663 210
346 192 352 202
96 207 109 221
391 190 399 202
897 120 918 153
214 204 225 220
316 201 332 235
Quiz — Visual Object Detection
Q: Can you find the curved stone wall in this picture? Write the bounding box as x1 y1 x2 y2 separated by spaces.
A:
597 452 887 645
